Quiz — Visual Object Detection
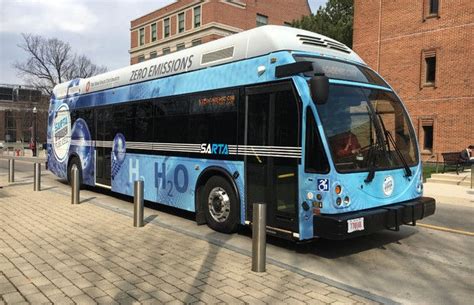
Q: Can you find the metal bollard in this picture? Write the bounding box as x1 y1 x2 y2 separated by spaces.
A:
34 163 41 191
252 202 267 272
134 180 144 227
8 159 15 183
471 164 473 189
71 165 80 204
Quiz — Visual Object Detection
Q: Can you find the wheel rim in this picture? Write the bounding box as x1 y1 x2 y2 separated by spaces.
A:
207 187 231 223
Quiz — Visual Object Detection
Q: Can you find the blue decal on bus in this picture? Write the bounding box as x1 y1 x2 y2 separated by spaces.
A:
154 162 189 196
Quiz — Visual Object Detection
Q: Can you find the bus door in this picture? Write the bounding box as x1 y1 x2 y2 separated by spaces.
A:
95 108 112 186
245 82 300 233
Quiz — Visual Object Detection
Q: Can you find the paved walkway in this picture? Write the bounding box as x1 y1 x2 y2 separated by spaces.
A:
0 173 377 305
424 181 473 207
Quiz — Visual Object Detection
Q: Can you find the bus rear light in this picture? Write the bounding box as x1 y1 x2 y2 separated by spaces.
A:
316 193 322 200
313 208 321 215
336 197 342 206
343 196 350 205
335 185 342 195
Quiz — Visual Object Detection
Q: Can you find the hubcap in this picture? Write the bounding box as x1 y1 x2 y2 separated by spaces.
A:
208 187 230 223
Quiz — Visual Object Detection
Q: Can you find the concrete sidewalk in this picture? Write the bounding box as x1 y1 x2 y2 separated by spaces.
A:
0 173 378 305
423 182 473 206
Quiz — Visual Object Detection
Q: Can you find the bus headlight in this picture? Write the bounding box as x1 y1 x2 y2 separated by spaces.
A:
417 181 423 193
417 173 423 193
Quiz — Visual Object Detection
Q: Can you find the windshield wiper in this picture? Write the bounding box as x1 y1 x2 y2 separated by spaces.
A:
364 105 386 183
377 113 412 178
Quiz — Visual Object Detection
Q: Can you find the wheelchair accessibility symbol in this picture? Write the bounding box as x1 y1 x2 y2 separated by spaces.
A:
317 179 330 192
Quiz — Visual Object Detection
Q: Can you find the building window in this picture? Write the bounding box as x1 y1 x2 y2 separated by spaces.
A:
194 6 201 28
164 18 170 37
163 47 170 55
256 14 268 27
192 39 202 46
425 56 436 83
138 55 145 63
5 111 16 142
151 23 157 42
422 50 437 86
176 43 185 51
422 125 434 151
150 51 157 59
139 28 144 46
178 12 185 33
429 0 439 15
421 50 437 87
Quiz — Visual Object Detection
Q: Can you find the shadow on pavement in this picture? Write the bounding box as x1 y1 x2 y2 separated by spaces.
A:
144 214 158 225
41 186 58 191
80 196 97 204
71 182 418 260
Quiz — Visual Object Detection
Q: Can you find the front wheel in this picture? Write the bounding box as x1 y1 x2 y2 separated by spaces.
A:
202 176 239 233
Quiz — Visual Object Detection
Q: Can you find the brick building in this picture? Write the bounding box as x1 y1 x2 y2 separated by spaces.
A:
129 0 311 64
353 0 473 161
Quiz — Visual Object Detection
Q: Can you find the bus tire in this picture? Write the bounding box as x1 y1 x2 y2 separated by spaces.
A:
67 157 83 189
203 176 239 233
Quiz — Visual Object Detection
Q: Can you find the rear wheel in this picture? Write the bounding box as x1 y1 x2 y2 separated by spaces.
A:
67 157 83 188
202 176 239 233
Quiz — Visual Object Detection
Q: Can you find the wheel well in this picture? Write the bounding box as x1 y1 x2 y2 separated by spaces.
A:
195 167 240 220
67 153 81 182
68 153 80 169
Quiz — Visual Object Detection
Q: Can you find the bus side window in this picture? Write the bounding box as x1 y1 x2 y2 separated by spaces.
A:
305 107 329 173
154 97 190 143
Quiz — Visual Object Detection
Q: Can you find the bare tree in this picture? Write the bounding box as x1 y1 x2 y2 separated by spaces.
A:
14 33 107 95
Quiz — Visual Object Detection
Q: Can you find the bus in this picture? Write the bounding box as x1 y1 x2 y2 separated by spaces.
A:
47 25 435 241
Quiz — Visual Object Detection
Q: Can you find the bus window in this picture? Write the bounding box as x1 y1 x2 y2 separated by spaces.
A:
305 107 329 173
189 90 238 145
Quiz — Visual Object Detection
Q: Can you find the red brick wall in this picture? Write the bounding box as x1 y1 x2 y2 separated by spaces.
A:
131 0 197 28
185 8 192 30
130 30 138 49
144 25 150 44
130 0 310 49
157 20 163 40
211 0 310 30
130 56 138 65
353 0 474 160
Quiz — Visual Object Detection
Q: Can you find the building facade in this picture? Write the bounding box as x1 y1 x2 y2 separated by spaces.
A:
353 0 473 161
0 85 48 146
130 0 311 64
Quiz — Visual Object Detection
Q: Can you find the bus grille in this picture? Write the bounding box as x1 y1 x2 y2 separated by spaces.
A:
297 34 351 54
201 46 235 65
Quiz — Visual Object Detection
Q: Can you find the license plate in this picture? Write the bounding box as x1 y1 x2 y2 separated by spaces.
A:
347 217 365 233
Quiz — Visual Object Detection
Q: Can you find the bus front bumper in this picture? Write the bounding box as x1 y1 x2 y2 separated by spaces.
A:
313 197 436 240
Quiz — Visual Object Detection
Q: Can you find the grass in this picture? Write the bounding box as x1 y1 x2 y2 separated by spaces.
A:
422 162 439 182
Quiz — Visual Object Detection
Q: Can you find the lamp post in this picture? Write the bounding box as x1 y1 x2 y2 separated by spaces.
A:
32 106 37 157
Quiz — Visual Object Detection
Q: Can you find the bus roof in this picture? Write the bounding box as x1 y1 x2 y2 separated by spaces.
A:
53 25 364 99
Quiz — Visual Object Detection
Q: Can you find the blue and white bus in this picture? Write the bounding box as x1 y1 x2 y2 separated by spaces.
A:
47 26 435 240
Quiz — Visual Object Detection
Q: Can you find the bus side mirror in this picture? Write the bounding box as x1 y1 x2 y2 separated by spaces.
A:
310 74 329 105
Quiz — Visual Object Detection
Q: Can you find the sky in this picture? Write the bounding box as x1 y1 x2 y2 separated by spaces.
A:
0 0 327 85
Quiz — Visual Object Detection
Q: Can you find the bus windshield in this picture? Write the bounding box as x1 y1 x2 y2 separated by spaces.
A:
316 84 418 173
